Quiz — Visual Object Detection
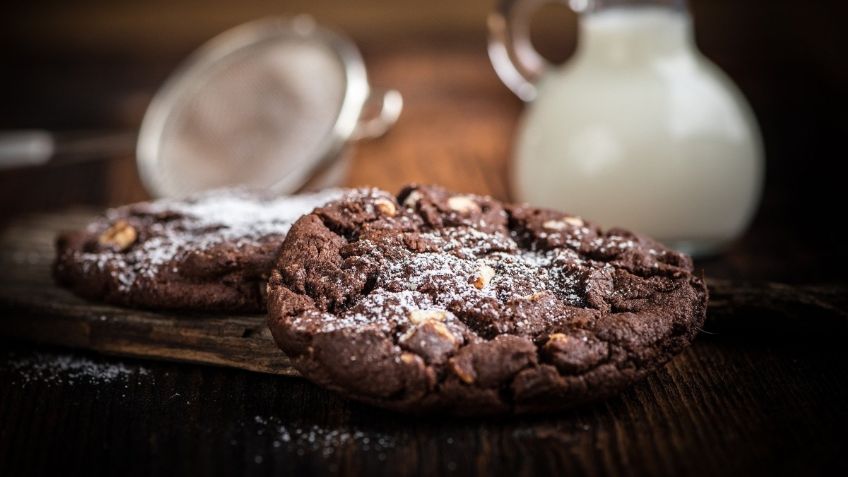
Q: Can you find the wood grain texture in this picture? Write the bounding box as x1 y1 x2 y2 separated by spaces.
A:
1 336 846 476
705 279 848 334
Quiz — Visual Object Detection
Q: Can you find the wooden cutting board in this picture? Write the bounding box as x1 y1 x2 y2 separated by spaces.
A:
1 212 845 376
0 212 298 376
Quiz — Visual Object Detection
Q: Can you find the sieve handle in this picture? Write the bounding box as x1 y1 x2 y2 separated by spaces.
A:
351 88 403 141
0 130 55 169
0 130 136 170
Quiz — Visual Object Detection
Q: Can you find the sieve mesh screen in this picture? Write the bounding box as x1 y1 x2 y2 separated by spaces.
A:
153 38 346 196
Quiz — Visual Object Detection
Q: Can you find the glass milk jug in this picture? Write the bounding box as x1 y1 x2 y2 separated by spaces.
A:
488 0 764 256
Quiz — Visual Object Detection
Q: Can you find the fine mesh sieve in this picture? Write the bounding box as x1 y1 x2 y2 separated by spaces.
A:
0 16 402 198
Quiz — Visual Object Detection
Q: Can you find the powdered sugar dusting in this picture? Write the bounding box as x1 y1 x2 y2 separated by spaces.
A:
590 235 638 254
322 223 593 339
3 351 150 387
380 229 584 304
146 189 345 239
243 415 403 462
279 187 693 343
72 188 345 292
324 289 431 333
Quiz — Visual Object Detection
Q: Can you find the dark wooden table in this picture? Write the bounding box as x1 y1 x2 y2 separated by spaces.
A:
1 1 847 475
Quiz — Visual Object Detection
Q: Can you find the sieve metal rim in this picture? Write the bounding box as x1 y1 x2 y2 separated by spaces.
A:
136 16 372 198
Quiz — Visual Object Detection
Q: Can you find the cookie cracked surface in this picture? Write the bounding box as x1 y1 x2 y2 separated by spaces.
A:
267 185 708 415
54 188 345 312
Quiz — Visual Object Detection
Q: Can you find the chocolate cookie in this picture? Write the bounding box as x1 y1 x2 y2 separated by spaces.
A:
55 188 345 312
267 185 708 415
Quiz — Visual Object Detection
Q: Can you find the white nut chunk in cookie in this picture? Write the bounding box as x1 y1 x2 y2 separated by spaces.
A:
408 309 448 325
543 216 584 231
473 264 496 289
373 198 397 217
523 291 548 301
449 358 476 384
546 333 569 345
97 220 137 251
400 320 457 345
447 195 481 214
402 190 423 208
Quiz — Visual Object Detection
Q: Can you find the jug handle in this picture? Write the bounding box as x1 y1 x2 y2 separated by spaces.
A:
488 0 566 102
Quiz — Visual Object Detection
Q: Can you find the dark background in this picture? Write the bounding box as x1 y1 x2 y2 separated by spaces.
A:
1 1 847 475
1 0 846 281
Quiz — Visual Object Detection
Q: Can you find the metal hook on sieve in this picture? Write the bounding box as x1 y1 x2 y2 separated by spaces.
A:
351 88 404 141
